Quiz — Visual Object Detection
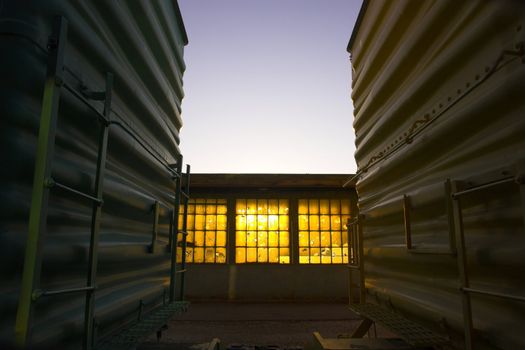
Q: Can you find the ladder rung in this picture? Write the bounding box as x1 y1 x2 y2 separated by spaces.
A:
175 269 187 274
34 285 95 300
49 179 102 204
181 191 190 199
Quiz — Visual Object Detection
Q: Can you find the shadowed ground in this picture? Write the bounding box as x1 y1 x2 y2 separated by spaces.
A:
138 302 395 349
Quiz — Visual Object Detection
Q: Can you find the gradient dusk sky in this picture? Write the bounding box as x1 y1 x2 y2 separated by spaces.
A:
177 0 362 174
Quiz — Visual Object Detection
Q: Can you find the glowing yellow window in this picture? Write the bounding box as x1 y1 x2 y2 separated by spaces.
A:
178 198 227 263
235 199 290 264
298 199 351 264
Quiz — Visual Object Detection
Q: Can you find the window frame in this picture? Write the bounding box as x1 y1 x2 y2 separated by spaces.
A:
182 190 354 265
297 198 352 264
178 198 228 264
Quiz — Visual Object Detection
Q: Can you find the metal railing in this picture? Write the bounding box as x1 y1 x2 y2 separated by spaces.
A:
450 174 525 350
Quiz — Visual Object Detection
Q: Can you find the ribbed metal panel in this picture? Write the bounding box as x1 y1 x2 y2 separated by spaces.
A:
0 0 187 347
349 0 525 348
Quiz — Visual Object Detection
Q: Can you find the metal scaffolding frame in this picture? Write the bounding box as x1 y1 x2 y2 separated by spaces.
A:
14 16 191 350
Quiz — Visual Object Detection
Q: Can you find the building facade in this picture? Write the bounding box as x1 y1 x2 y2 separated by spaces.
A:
179 174 357 301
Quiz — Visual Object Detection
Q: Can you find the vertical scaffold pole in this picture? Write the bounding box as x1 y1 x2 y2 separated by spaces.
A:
14 16 68 347
178 164 191 300
170 154 183 302
83 72 113 350
451 181 474 350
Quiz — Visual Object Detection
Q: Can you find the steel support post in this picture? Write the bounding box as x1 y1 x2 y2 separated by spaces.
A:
226 198 236 264
168 209 174 252
169 154 183 302
84 72 113 350
518 164 525 230
444 179 457 253
346 218 353 304
357 215 366 303
178 164 191 300
150 201 160 253
14 16 68 347
403 195 412 249
290 198 299 264
450 181 474 350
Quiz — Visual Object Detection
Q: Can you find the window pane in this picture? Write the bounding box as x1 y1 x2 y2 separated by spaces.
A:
257 215 267 230
331 216 341 230
217 204 227 214
194 231 204 246
247 248 257 262
257 199 268 214
309 199 319 214
279 200 289 214
309 216 319 230
206 216 216 230
320 200 330 214
298 231 308 247
205 248 215 263
310 248 321 264
205 231 215 246
341 200 351 214
247 215 257 230
195 215 205 230
279 215 289 230
321 231 331 247
280 248 290 264
268 231 279 247
236 248 246 263
247 200 257 214
236 231 246 246
186 247 193 263
310 232 320 247
216 248 227 263
320 215 330 230
187 216 195 230
217 215 227 230
279 231 289 247
257 231 268 247
206 204 216 214
299 198 352 264
178 199 228 264
330 200 340 214
268 200 279 214
247 231 257 247
331 232 341 247
268 215 279 230
298 199 308 214
269 248 279 263
298 215 308 230
299 247 309 264
258 248 268 262
236 198 290 264
195 202 205 214
217 231 227 247
194 248 204 263
236 199 246 214
236 215 246 230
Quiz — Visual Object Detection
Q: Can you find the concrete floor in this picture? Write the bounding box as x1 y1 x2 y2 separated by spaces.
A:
138 302 395 350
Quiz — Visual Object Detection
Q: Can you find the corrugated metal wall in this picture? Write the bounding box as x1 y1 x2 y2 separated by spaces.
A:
0 0 188 347
349 0 525 348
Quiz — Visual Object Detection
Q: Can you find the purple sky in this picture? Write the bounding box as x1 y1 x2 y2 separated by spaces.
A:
177 0 362 174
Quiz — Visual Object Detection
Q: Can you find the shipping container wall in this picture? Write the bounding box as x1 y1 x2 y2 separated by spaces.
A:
0 0 188 347
349 0 525 348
